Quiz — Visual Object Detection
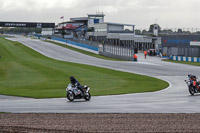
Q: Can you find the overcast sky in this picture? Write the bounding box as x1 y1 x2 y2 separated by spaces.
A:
0 0 200 30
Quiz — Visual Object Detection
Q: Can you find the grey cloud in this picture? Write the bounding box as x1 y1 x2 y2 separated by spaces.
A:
0 0 200 29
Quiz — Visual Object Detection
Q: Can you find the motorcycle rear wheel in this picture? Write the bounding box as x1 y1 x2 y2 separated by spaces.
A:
67 92 75 101
189 86 195 95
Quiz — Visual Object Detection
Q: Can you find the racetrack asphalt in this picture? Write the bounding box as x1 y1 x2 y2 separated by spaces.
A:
1 36 200 113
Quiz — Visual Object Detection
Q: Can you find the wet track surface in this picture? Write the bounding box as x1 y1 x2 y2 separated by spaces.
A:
1 37 200 113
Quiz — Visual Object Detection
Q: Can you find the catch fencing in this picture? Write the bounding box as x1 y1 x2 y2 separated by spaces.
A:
162 47 200 57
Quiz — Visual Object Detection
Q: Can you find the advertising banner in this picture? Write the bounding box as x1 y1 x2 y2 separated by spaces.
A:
0 22 55 28
190 41 200 46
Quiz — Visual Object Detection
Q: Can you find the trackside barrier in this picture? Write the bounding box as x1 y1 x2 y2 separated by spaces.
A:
34 34 42 39
51 37 99 54
51 37 67 43
162 56 170 59
170 55 200 62
66 40 99 52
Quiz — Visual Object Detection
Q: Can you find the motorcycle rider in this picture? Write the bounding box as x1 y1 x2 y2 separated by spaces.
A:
189 74 200 92
69 76 84 95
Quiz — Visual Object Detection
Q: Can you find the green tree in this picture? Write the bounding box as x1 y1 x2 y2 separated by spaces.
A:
142 29 148 34
0 27 41 34
135 29 142 35
177 29 183 33
0 27 10 34
162 29 173 34
61 28 66 38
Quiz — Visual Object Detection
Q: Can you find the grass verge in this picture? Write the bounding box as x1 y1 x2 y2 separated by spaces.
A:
45 40 122 61
164 59 200 66
0 34 14 38
0 37 168 98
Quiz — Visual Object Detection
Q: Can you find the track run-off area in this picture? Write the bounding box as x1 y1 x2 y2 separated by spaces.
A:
1 36 200 113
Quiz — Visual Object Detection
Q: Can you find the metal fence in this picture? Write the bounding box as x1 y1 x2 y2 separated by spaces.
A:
103 44 134 57
51 35 100 48
71 38 99 48
98 43 135 61
163 47 200 57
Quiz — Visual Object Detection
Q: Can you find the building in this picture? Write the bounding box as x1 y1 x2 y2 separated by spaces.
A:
54 17 88 39
87 16 161 59
160 34 200 57
54 14 161 60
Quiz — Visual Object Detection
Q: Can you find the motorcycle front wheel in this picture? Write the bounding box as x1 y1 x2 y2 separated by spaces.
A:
67 92 75 101
189 86 195 95
84 92 91 101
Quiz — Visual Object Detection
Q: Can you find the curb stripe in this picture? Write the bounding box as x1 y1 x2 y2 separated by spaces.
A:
170 56 200 62
181 56 183 61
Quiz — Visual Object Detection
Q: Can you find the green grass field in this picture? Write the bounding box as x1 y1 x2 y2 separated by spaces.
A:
45 40 122 61
164 59 200 66
0 37 168 98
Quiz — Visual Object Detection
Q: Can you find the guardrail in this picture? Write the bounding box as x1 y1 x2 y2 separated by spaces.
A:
51 37 99 54
66 40 99 52
51 37 67 43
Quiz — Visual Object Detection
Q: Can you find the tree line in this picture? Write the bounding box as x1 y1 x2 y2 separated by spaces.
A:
135 24 200 35
0 27 41 34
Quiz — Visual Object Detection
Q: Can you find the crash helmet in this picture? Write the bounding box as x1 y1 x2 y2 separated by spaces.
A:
70 76 76 84
190 75 196 80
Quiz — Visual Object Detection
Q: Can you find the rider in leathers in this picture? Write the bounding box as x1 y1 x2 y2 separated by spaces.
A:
70 76 84 95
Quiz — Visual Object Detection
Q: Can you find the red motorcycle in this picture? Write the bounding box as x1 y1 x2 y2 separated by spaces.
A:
185 74 200 95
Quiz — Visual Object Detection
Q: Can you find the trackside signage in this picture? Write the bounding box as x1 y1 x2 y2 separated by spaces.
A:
190 41 200 46
5 23 27 27
0 22 55 28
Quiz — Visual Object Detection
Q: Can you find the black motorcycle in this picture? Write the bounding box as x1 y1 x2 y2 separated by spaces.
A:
185 74 200 95
66 83 91 101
